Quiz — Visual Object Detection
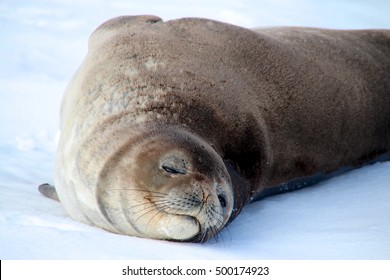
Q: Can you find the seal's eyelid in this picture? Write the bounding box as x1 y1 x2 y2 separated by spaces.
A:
160 154 190 175
161 165 187 175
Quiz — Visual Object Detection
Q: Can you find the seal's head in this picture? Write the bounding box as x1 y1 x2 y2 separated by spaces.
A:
97 126 233 242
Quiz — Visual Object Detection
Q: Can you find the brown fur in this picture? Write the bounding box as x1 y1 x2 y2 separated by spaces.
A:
47 15 390 241
89 16 390 212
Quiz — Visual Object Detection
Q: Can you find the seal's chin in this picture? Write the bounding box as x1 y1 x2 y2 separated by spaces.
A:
155 213 228 243
156 214 201 241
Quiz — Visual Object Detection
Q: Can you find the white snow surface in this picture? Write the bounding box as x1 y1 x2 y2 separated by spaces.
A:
1 0 390 260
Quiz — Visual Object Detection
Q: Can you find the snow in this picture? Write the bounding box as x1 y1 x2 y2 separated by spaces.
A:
1 0 389 260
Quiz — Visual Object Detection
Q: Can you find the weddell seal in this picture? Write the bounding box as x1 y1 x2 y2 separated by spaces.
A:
39 15 390 242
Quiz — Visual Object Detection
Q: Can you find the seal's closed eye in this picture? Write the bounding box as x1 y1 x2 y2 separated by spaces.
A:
162 165 187 175
160 154 189 175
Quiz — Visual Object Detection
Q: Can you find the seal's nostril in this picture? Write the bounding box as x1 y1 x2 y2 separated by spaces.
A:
218 194 226 208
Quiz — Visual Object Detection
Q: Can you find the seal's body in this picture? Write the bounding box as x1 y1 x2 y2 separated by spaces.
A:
42 16 390 242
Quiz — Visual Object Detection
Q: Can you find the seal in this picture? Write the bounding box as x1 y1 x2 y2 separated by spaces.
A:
39 15 390 242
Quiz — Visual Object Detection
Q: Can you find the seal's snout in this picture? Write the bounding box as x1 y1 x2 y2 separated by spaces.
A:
146 179 232 242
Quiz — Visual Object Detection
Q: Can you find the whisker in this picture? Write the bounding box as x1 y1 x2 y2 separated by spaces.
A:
128 201 155 209
207 227 218 244
134 205 161 223
216 229 222 243
129 198 180 218
131 203 158 215
143 202 185 234
145 206 171 232
221 225 232 244
134 200 179 223
110 188 169 197
208 205 223 217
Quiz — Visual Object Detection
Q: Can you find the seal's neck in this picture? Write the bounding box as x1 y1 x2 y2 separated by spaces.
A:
224 160 253 224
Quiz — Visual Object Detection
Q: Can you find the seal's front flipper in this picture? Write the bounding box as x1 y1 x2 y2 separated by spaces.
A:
38 183 59 201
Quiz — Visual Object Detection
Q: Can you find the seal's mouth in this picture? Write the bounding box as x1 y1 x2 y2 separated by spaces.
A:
148 185 231 242
152 208 228 243
155 213 201 241
165 219 219 243
159 211 228 243
184 228 215 243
